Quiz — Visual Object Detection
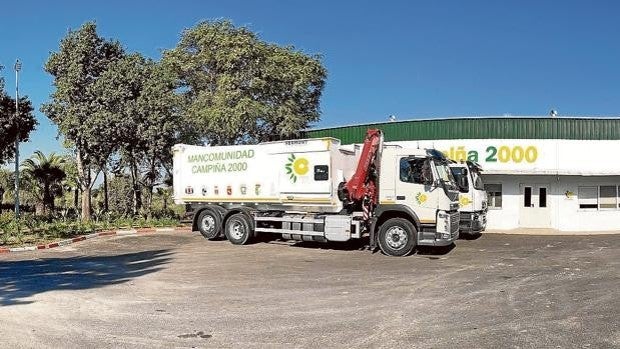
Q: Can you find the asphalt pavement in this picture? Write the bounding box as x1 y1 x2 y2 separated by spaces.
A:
1 231 619 348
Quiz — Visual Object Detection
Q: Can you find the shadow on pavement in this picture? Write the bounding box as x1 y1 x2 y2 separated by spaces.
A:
416 243 456 256
459 233 483 241
0 249 173 306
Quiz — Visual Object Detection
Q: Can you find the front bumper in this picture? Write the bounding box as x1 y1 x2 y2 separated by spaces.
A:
433 210 460 246
459 211 487 234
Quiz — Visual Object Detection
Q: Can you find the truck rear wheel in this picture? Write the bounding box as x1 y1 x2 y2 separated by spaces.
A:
224 213 253 245
378 218 417 257
197 209 222 240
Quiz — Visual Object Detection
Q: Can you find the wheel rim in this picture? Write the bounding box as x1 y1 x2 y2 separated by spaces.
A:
385 226 408 250
228 220 245 240
201 215 216 234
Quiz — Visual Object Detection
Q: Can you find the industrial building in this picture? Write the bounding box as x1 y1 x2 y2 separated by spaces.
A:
306 117 620 232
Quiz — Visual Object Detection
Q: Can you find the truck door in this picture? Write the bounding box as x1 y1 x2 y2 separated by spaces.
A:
394 156 437 221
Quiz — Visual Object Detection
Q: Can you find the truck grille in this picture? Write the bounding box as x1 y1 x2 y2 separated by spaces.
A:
450 212 460 238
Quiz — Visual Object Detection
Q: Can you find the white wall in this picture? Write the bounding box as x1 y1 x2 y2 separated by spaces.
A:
482 174 620 232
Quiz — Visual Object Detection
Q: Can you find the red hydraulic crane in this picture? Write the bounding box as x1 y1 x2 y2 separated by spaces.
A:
340 129 383 219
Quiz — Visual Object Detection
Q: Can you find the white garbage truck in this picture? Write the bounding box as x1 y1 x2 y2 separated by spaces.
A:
448 161 487 235
172 129 460 256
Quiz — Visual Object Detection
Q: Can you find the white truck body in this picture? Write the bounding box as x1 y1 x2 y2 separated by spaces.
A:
173 138 355 213
173 134 460 256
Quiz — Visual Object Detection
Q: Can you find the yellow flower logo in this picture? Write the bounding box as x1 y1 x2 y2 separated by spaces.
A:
459 195 472 207
293 158 309 175
285 154 309 183
415 192 428 205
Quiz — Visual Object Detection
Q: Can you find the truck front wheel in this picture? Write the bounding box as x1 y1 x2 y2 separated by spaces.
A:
224 213 253 245
197 209 222 240
378 218 417 257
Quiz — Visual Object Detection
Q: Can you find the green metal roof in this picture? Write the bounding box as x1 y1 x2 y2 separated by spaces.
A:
304 117 620 144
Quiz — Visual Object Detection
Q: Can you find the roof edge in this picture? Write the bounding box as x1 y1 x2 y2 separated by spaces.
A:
307 115 620 132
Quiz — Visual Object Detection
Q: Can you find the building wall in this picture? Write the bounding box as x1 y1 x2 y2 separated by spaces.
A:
483 174 620 232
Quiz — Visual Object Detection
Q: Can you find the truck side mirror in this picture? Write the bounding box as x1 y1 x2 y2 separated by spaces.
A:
459 176 468 190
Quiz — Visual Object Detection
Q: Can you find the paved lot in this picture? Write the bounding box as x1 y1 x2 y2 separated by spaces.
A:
1 232 619 348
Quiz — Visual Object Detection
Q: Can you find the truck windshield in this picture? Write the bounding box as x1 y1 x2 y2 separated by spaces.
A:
434 161 458 190
449 166 469 193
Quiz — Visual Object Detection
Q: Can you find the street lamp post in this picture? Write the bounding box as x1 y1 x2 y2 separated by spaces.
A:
14 59 21 219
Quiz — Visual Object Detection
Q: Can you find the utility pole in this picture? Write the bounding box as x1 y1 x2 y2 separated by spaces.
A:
14 59 21 219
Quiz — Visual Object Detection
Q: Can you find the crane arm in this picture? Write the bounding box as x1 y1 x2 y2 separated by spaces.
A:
344 129 383 204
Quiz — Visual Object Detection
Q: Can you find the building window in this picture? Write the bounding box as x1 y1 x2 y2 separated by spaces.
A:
577 186 620 210
485 184 502 209
523 186 532 207
599 186 618 209
539 187 547 208
578 186 599 209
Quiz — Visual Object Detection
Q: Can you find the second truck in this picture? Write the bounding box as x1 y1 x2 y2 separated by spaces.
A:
449 161 488 235
173 129 460 256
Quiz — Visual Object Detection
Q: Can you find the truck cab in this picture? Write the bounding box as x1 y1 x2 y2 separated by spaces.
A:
374 146 461 251
448 161 487 235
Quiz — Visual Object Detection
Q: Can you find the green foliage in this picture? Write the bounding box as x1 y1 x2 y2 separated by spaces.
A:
92 53 185 215
21 151 67 214
0 211 15 244
42 22 125 167
163 19 327 145
0 212 181 246
41 21 125 221
105 174 134 216
0 90 38 164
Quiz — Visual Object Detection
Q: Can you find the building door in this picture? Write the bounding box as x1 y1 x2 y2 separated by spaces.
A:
519 184 551 228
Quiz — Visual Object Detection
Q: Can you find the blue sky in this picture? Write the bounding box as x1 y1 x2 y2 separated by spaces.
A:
1 0 619 160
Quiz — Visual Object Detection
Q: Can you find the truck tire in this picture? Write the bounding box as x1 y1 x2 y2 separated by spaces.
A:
224 213 253 245
196 209 222 240
378 218 417 257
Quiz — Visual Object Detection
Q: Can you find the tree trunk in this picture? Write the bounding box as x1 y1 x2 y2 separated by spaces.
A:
88 170 92 215
76 149 91 222
103 169 109 212
82 187 91 222
74 188 79 209
145 158 156 220
130 157 142 216
43 182 51 215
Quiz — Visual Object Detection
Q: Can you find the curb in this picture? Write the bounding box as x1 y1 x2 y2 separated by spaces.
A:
0 226 193 254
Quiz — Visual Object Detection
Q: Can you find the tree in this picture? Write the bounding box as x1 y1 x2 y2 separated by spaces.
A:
162 20 327 145
106 174 134 217
0 168 13 206
92 53 183 216
0 65 37 164
41 22 125 221
21 151 67 215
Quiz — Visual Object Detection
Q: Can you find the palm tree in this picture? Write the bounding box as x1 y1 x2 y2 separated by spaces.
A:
21 151 67 215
